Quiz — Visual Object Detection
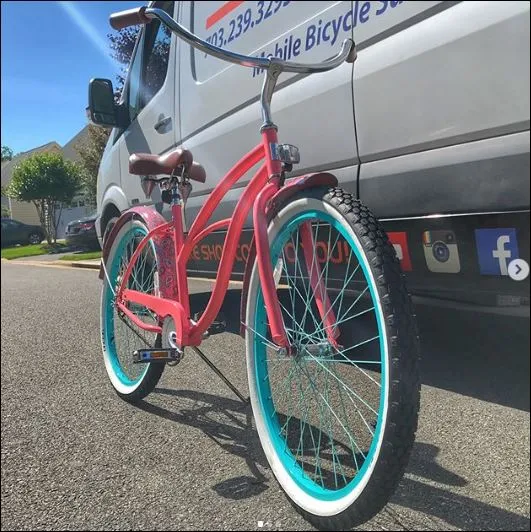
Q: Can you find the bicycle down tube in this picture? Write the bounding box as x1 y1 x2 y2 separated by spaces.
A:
116 132 286 347
117 135 342 349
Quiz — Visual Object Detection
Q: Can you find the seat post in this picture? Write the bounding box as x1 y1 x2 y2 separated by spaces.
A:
170 174 190 317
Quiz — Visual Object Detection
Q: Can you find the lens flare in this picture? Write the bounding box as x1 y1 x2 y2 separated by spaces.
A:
57 1 119 69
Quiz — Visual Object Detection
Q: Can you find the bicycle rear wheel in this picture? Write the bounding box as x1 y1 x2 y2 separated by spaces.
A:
245 187 420 529
100 219 165 403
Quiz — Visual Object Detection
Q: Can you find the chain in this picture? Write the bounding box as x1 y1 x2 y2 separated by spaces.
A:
117 310 157 348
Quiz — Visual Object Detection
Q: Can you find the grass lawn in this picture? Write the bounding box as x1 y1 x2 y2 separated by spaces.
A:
59 251 102 261
1 243 66 260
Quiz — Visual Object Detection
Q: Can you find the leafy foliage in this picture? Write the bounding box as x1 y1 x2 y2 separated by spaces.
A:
107 20 171 101
2 146 14 162
75 125 111 207
6 152 82 243
108 26 140 95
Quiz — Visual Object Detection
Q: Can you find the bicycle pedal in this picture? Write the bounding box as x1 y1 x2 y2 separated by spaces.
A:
133 348 183 364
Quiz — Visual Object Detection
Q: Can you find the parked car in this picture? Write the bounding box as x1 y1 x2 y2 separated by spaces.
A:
90 0 530 313
65 213 100 250
1 218 45 247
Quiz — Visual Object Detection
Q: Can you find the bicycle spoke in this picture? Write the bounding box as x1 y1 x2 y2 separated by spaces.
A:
301 348 378 416
108 228 159 383
332 346 382 388
249 204 390 497
311 303 374 339
301 360 367 469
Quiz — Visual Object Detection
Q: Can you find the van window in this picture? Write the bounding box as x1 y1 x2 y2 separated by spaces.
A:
127 32 144 122
127 0 174 122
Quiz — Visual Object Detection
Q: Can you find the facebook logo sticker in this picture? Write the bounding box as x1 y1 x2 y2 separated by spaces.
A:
475 228 519 275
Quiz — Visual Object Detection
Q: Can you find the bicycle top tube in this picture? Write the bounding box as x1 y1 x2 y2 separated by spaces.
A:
110 6 356 75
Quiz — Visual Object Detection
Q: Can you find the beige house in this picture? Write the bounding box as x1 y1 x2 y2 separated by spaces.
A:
1 126 90 235
1 142 62 224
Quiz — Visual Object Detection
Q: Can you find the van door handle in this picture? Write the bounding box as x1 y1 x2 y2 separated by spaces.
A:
154 116 171 132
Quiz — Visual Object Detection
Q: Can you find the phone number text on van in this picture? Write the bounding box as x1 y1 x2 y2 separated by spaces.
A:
251 0 405 77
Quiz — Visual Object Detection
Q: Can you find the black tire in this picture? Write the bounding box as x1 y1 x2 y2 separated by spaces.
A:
28 232 43 245
245 187 421 530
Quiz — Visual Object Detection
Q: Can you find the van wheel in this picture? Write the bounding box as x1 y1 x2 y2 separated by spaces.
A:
103 217 118 245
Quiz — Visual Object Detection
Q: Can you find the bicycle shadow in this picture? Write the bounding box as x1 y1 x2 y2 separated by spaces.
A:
392 445 530 531
190 289 530 413
137 387 269 500
138 387 530 531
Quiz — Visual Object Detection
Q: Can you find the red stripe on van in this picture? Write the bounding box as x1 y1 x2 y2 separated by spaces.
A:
205 1 245 30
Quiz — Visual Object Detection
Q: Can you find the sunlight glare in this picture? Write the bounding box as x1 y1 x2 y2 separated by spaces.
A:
57 1 119 69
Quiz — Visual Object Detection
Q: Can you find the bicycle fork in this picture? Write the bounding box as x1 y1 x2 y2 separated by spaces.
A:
253 128 339 354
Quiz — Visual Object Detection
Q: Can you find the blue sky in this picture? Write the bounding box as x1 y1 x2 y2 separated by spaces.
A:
1 1 143 154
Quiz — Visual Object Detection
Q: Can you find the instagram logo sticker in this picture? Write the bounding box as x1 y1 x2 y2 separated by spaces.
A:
423 230 461 273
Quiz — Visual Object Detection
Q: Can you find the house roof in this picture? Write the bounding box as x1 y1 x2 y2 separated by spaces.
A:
1 141 62 187
1 123 92 188
62 125 90 162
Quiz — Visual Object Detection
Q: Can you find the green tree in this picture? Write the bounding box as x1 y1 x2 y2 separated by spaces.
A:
108 23 170 99
6 152 82 244
108 26 140 95
75 125 110 207
1 186 10 217
2 146 14 162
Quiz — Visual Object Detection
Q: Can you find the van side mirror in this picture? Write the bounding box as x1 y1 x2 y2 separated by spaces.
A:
88 78 127 129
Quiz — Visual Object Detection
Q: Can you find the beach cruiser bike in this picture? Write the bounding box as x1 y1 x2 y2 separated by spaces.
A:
98 5 420 530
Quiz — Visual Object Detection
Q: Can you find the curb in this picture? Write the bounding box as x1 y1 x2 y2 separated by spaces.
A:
60 261 101 270
2 258 101 270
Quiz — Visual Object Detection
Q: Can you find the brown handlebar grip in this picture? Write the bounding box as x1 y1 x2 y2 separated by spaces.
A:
109 6 150 30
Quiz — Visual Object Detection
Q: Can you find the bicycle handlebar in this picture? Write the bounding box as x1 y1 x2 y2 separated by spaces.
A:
109 6 356 74
109 6 151 30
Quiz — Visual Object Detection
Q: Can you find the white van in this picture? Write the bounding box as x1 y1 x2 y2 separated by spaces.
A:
92 0 530 313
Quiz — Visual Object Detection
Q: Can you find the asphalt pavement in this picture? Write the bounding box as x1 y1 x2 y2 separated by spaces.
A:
1 261 529 531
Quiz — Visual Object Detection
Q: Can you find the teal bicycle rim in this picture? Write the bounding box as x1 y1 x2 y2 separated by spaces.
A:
252 208 387 501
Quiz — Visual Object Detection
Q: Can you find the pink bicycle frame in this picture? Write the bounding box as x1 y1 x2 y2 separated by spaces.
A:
115 128 337 350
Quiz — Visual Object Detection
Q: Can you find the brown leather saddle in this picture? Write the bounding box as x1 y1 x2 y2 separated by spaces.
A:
129 148 206 183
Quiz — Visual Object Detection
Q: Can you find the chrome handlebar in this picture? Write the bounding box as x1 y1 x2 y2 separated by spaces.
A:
124 7 356 74
110 5 356 128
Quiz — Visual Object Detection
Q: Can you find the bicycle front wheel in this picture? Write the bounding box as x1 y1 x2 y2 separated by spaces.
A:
245 187 420 529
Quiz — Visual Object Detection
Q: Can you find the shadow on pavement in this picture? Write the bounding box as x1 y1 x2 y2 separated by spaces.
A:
392 478 530 531
415 304 530 413
395 443 529 530
140 388 529 531
138 387 269 500
189 289 530 412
